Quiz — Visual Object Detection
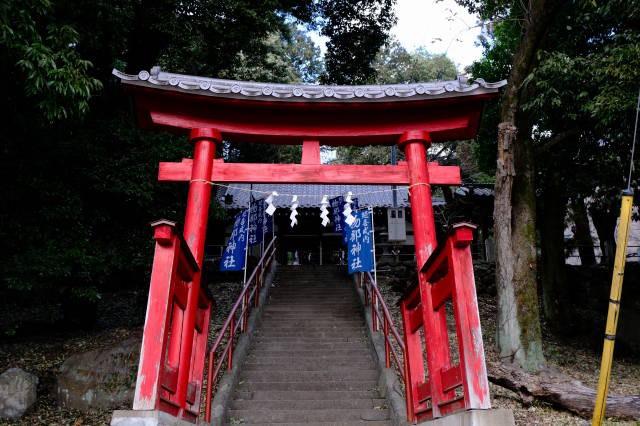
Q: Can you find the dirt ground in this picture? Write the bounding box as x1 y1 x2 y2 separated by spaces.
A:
0 279 245 426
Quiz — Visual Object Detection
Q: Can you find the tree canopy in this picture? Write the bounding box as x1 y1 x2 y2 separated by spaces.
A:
0 0 398 334
458 0 640 370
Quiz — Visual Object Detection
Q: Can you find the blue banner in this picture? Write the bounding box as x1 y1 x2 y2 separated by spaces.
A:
342 198 359 245
347 209 374 274
263 210 273 236
329 196 344 233
220 210 248 271
248 198 265 246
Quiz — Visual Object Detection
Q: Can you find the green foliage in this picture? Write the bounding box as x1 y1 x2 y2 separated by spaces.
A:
0 0 396 333
374 41 458 84
320 0 396 84
335 42 458 166
283 26 325 83
463 0 640 258
1 0 102 120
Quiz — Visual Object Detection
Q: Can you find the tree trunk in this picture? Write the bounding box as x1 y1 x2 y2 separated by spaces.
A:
571 197 596 266
590 206 617 266
487 362 640 420
494 0 555 371
539 173 568 327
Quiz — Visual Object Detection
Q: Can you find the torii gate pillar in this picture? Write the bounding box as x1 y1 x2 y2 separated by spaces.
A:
400 131 454 419
399 130 496 423
128 129 220 423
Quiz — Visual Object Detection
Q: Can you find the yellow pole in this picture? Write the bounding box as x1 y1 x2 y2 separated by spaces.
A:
592 190 634 426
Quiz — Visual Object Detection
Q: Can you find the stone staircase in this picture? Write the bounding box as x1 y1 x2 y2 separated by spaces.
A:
225 265 391 425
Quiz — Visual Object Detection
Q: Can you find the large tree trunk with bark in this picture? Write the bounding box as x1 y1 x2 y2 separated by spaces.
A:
494 0 555 371
487 362 640 419
571 196 597 266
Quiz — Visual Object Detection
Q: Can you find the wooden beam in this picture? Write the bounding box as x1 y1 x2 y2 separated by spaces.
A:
158 160 461 185
301 140 321 164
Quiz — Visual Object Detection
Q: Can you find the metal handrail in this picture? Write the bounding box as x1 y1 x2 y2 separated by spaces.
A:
203 237 277 423
361 272 406 383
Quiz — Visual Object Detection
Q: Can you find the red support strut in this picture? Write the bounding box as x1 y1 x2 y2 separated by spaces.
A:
132 129 220 423
399 131 491 422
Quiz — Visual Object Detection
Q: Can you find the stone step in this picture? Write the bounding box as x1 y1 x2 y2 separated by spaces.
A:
257 326 366 333
233 390 381 401
259 320 364 326
243 361 376 371
260 314 363 320
252 336 367 343
246 349 371 357
227 408 390 423
235 380 379 392
248 342 369 351
230 398 386 410
268 291 354 294
224 268 389 425
244 354 374 365
225 422 390 426
239 369 379 382
254 332 367 339
256 326 366 332
263 306 360 311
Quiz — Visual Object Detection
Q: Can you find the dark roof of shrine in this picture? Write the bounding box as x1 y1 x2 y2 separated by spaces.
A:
113 67 506 103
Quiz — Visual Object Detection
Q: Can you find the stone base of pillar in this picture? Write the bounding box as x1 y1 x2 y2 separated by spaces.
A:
110 410 194 426
418 409 515 426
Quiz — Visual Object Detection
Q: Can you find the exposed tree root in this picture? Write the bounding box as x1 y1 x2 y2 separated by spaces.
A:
487 361 640 420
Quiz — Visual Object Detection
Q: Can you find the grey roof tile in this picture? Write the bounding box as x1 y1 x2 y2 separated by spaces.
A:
113 67 506 103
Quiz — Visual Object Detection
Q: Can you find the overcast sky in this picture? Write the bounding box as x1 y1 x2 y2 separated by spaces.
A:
309 0 484 73
392 0 483 70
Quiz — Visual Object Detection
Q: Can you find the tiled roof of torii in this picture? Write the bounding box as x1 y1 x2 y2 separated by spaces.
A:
112 67 506 103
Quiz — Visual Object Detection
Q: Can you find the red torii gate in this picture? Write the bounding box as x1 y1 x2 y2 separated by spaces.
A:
113 67 505 424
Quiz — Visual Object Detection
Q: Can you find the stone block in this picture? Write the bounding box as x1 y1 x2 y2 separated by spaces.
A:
418 409 515 426
0 367 38 419
110 410 194 426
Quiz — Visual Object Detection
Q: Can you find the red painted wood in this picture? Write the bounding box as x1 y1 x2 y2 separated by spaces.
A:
133 223 180 411
148 109 474 144
430 278 454 313
416 381 432 403
400 299 424 422
133 221 201 422
439 396 466 415
301 140 321 164
127 89 494 145
187 292 212 415
440 365 463 393
174 129 219 417
447 225 491 410
403 132 451 419
158 160 461 186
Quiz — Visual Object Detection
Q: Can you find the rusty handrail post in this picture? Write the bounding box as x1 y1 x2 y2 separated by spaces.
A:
242 292 249 332
254 265 261 307
371 285 378 332
228 315 235 370
204 351 215 423
384 316 391 368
